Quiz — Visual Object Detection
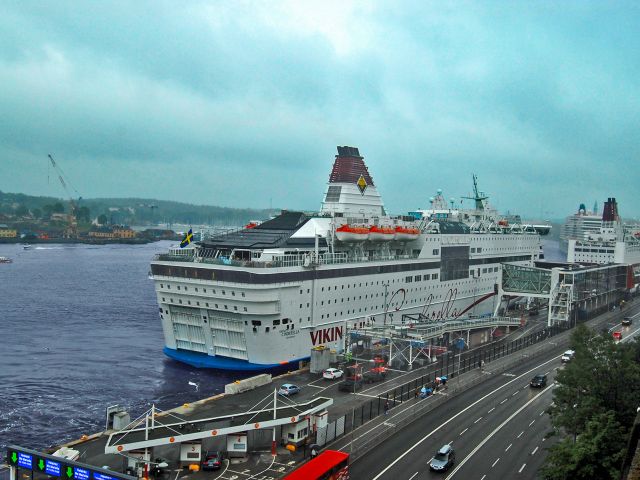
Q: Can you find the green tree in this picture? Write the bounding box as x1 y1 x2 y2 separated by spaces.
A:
76 206 91 223
52 202 65 213
541 412 627 480
32 208 42 219
15 205 29 217
97 214 108 225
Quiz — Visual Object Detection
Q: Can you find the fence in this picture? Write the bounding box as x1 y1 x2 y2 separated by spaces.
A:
322 320 576 459
316 416 346 447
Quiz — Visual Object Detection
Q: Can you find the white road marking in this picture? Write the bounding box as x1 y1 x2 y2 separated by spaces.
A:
354 392 382 399
408 472 419 480
517 431 524 438
529 420 535 427
443 383 555 480
370 357 561 480
539 411 544 416
505 443 512 452
502 373 516 377
492 457 500 467
531 446 539 455
488 407 495 413
512 391 519 396
481 476 486 480
474 417 482 424
459 428 468 436
306 384 326 389
500 398 508 404
519 463 526 473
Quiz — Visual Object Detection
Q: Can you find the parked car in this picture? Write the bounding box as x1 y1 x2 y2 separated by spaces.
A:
561 350 575 363
622 317 633 326
322 368 344 380
429 444 455 472
338 378 363 392
530 374 547 388
201 451 224 471
278 384 301 396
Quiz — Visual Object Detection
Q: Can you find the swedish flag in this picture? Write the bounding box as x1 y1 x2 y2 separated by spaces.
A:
180 228 193 248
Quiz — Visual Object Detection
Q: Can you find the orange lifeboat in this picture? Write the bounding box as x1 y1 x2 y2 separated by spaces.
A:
244 222 258 229
369 225 395 241
394 226 420 241
336 224 370 242
498 219 508 227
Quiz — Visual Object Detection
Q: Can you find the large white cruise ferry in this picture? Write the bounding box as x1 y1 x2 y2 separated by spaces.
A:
150 146 542 370
567 197 640 271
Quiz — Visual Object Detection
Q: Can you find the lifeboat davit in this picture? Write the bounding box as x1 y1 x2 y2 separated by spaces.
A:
394 226 420 241
336 224 370 242
369 225 396 241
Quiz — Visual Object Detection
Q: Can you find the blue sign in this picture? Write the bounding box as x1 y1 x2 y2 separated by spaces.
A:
18 452 33 469
74 467 90 480
456 338 465 350
93 473 117 480
46 459 62 476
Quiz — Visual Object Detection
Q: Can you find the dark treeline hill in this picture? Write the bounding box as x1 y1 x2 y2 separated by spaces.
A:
0 191 275 226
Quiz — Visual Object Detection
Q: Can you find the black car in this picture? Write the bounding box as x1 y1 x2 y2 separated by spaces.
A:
530 374 547 388
622 317 633 326
338 378 363 392
201 451 224 471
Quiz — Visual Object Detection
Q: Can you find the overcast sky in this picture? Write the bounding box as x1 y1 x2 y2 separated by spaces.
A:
1 1 639 219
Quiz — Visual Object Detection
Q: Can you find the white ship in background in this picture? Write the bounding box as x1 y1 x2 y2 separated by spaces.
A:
560 202 603 252
567 198 640 274
150 146 542 370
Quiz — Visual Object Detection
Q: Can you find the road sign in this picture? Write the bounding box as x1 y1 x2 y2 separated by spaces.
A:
6 445 135 480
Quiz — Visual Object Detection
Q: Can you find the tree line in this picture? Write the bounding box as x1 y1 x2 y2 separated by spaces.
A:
542 324 640 479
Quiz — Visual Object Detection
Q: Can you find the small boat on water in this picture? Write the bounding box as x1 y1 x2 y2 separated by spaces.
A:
23 244 32 250
0 256 12 263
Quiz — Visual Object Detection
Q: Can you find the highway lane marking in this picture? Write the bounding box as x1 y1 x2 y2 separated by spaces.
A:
210 459 230 480
481 475 486 480
488 407 495 413
459 428 468 436
539 411 544 416
502 373 516 377
512 390 519 396
517 431 524 438
519 463 526 473
531 446 539 455
491 458 500 468
408 472 419 480
474 417 482 424
369 355 561 479
443 382 555 480
505 443 512 452
306 384 326 389
500 398 508 404
529 420 535 427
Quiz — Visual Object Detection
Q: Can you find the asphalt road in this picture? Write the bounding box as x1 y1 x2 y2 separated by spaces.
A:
350 306 640 480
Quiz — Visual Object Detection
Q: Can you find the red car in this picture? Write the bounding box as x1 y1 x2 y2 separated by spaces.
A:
613 331 622 341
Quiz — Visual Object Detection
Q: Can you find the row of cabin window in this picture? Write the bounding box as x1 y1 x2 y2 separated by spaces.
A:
161 297 248 311
405 273 439 283
159 283 245 297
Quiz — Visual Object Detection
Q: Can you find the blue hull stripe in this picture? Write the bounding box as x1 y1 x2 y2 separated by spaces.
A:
163 347 309 371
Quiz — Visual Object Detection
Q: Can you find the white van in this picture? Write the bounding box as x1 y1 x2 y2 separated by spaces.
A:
561 350 575 363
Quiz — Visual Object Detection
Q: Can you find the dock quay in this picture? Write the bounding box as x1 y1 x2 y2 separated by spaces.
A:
5 296 638 480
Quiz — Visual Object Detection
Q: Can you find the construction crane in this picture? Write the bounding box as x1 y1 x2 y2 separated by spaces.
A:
48 154 81 238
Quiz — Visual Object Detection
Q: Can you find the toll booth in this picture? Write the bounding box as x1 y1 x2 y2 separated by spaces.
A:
226 434 248 458
281 410 329 447
179 442 202 468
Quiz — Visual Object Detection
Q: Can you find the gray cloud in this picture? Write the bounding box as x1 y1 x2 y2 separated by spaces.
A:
1 1 638 218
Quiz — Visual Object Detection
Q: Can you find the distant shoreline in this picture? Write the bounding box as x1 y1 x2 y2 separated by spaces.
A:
0 237 160 245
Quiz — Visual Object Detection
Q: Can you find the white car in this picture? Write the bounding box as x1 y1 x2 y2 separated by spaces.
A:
322 368 344 380
561 350 575 363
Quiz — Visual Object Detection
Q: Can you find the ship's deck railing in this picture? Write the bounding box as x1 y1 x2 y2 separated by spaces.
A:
154 251 420 268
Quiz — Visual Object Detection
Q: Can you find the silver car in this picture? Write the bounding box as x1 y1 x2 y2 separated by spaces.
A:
429 444 455 472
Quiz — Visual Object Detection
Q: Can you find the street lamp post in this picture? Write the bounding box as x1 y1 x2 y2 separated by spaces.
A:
455 338 467 384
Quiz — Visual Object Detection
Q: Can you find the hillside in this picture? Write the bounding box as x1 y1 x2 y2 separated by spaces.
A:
0 191 274 226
